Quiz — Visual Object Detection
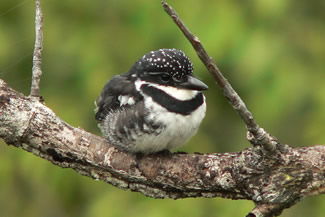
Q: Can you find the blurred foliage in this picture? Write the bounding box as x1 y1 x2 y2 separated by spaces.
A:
0 0 324 216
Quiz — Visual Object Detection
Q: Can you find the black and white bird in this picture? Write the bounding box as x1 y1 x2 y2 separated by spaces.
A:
95 48 207 154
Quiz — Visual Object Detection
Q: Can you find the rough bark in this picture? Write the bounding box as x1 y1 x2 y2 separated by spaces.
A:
0 79 324 217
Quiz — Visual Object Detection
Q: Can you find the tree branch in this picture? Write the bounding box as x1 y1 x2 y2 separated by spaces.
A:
0 79 324 217
161 0 276 152
30 0 43 97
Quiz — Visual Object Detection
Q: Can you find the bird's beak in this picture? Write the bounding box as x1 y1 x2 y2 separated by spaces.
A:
179 75 208 91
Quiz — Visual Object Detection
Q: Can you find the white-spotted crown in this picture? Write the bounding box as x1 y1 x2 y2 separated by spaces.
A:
138 48 193 80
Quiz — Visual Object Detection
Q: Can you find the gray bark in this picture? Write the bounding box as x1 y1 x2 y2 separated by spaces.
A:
0 79 324 217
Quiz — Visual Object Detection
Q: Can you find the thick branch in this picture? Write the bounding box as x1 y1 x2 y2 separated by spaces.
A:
161 1 276 151
0 79 324 216
30 0 43 97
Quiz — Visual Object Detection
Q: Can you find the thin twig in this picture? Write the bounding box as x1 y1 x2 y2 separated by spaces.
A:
30 0 43 97
161 0 277 150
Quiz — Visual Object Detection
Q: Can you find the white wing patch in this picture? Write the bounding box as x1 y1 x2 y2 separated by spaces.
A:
118 95 136 106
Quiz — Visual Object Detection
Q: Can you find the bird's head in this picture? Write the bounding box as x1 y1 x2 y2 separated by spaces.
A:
131 49 208 91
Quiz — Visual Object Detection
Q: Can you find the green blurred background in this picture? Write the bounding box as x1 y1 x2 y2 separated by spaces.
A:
0 0 324 216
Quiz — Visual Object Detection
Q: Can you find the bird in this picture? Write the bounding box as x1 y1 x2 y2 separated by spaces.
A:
95 48 208 154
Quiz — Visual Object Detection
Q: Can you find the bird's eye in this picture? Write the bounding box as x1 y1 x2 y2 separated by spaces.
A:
160 74 171 82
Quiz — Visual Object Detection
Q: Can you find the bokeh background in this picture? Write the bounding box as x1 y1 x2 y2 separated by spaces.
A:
1 0 325 216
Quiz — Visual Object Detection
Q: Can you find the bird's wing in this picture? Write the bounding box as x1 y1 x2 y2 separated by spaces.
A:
95 74 142 122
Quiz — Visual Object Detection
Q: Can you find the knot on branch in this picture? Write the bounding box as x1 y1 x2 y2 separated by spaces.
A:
247 128 279 152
